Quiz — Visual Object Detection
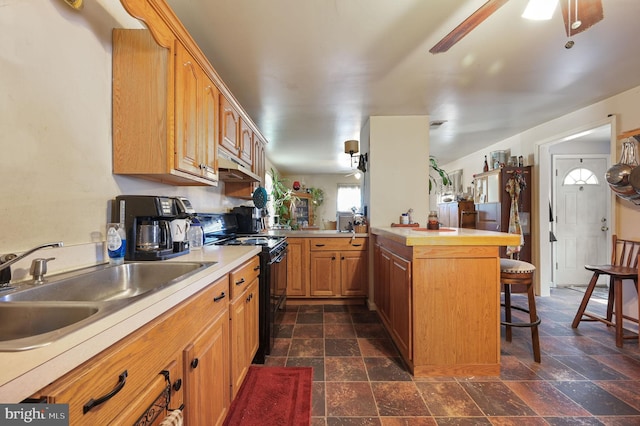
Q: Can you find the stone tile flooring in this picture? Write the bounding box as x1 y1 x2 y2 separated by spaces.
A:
264 287 640 425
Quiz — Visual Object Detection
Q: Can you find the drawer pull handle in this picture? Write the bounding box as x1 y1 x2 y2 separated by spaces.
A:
83 370 128 414
253 265 260 271
191 358 199 369
213 292 226 302
315 244 325 247
235 278 245 286
351 244 362 247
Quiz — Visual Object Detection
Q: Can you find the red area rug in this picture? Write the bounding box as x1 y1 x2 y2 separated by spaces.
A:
223 366 313 426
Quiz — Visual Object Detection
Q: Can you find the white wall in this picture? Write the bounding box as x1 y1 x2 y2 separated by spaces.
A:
367 116 430 228
0 1 254 274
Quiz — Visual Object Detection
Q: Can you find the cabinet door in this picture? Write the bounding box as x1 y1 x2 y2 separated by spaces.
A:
374 243 391 324
246 280 259 364
389 251 412 361
340 250 368 296
239 118 253 166
183 310 229 426
309 251 340 296
175 43 201 177
220 95 240 156
201 80 219 181
286 238 309 297
229 279 259 398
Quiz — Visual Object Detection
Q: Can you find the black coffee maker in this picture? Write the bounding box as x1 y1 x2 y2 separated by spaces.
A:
232 206 262 233
112 195 190 260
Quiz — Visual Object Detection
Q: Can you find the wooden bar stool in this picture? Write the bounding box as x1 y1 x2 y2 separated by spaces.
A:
571 235 639 348
500 258 541 363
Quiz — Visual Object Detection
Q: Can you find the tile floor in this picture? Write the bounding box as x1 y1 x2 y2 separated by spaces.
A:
264 287 640 425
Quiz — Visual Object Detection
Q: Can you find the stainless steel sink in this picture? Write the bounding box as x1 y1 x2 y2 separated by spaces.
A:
0 303 101 346
0 262 214 302
0 261 216 351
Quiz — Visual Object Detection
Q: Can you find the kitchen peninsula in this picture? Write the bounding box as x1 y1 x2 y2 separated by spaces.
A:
371 226 521 377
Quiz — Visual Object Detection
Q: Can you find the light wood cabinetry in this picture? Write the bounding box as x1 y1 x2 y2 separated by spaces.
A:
31 256 260 425
239 118 253 165
220 94 241 158
183 276 230 426
373 233 502 377
32 275 229 425
309 238 368 298
229 257 260 397
286 238 310 297
374 237 412 361
175 41 219 181
114 0 269 188
437 201 476 228
113 30 219 186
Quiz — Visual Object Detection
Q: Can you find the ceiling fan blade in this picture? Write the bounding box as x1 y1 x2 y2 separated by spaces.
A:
561 0 603 37
429 0 510 54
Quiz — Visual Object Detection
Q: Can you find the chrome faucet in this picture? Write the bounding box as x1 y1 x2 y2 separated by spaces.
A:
0 242 63 286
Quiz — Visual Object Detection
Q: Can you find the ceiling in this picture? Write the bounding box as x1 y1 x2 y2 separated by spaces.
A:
165 0 640 175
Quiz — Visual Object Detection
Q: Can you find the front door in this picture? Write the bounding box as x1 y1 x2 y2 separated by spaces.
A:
553 156 609 286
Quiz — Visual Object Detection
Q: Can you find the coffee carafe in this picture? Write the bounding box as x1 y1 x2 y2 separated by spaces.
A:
113 195 190 261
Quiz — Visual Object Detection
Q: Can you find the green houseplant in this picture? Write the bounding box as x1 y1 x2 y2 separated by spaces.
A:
270 168 299 226
429 156 450 194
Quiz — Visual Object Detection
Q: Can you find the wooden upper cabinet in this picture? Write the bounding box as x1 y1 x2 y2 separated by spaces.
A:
219 94 241 157
174 43 201 177
201 80 219 181
113 30 218 185
239 118 253 166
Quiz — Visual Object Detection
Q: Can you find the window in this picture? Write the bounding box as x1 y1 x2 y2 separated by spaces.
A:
337 184 362 212
563 168 599 185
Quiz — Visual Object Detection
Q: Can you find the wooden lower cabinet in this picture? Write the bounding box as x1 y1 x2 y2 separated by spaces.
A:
30 257 260 425
286 238 309 297
373 235 501 377
230 276 259 398
288 237 368 299
183 307 229 426
374 238 412 362
306 237 369 298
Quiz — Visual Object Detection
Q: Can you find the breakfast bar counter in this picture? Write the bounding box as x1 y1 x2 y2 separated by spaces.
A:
371 226 521 377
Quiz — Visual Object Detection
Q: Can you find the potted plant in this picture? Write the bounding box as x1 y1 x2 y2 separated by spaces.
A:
429 156 450 194
270 168 299 227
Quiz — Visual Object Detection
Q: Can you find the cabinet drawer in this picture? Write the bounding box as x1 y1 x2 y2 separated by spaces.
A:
309 238 367 251
230 256 260 299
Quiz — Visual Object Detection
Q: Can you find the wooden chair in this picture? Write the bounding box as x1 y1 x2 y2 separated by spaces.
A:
500 258 541 363
571 235 639 348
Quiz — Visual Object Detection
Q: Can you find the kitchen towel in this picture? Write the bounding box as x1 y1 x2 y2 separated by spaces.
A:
505 172 526 257
160 409 183 426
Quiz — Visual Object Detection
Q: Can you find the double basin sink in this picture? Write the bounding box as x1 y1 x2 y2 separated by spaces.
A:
0 261 215 351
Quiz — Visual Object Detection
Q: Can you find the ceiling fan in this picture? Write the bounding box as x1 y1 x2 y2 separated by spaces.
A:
429 0 604 54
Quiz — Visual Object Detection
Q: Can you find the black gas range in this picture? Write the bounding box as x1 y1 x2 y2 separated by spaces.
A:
196 213 287 364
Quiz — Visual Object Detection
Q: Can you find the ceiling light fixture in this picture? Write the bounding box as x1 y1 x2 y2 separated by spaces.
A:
522 0 558 20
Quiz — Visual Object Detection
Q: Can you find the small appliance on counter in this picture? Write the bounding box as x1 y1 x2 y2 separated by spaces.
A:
112 195 193 261
231 206 263 233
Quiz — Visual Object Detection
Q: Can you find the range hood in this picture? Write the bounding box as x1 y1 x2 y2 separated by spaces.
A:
218 156 260 182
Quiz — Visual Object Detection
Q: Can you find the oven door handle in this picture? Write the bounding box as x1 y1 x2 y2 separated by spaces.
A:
270 251 287 265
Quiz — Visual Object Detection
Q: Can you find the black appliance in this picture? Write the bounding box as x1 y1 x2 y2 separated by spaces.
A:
112 195 191 261
231 206 263 233
196 212 287 364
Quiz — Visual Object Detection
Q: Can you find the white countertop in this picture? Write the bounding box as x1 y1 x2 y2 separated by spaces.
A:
0 245 260 402
371 226 522 246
